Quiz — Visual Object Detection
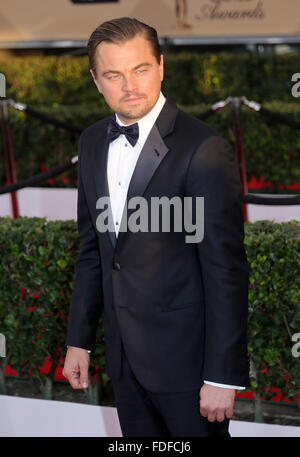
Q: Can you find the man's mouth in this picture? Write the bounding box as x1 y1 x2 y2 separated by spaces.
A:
123 96 143 103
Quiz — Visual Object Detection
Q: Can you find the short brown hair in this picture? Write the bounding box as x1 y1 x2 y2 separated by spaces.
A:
87 17 162 75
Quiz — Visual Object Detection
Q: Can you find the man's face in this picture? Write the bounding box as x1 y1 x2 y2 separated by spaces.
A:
90 34 164 124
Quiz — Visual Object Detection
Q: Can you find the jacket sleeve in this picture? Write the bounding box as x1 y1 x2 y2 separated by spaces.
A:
66 133 103 352
185 135 250 386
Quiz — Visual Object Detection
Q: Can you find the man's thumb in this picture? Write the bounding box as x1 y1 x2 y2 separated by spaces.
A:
80 368 89 389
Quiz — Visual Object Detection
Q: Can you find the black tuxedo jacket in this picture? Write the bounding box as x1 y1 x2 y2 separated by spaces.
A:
66 97 250 392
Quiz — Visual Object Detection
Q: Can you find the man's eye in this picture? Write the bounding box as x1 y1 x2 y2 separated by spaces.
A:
109 74 120 80
136 69 146 74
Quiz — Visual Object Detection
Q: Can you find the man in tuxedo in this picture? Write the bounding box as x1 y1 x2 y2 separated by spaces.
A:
63 17 250 437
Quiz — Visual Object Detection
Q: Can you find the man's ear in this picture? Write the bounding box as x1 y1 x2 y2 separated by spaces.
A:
90 69 103 94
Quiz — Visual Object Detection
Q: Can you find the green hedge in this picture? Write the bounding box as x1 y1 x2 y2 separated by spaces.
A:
245 220 300 404
0 53 298 105
0 216 108 402
0 101 299 192
0 53 299 191
0 217 299 407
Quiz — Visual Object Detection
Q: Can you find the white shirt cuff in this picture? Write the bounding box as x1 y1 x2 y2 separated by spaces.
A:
204 380 245 390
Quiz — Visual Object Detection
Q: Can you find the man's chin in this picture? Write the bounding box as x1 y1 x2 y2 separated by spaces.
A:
118 105 150 123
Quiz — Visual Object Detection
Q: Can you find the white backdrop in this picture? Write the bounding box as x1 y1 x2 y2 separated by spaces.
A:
0 395 299 437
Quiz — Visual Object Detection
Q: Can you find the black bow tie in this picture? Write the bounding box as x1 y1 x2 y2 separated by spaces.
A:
107 118 139 147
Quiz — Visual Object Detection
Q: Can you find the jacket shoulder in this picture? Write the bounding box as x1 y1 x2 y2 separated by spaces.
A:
176 107 220 143
80 114 112 144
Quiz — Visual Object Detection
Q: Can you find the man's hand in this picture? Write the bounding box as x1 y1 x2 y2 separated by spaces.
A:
63 346 90 390
199 384 235 422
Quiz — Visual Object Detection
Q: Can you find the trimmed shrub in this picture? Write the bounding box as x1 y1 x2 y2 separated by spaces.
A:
0 53 299 191
0 217 299 406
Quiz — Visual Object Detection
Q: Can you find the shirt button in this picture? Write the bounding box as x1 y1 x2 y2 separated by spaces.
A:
125 143 128 147
116 221 119 225
113 262 121 271
118 181 121 186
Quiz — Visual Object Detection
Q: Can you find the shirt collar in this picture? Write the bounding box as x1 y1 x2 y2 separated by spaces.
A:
115 91 166 148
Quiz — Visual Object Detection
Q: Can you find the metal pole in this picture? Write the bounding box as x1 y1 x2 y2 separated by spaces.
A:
0 100 19 218
231 97 248 222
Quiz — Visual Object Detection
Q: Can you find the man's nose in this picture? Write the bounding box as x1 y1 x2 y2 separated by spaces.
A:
122 75 137 93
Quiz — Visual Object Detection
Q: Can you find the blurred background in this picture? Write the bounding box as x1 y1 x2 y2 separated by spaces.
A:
1 0 300 201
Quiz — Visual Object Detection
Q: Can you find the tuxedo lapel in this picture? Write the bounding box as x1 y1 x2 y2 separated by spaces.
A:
115 123 169 250
91 97 179 253
115 97 178 252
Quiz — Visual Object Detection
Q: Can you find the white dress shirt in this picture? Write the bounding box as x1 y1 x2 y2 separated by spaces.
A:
106 91 245 391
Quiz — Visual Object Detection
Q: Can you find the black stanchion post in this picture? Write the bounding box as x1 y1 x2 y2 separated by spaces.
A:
0 100 19 218
231 97 248 222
